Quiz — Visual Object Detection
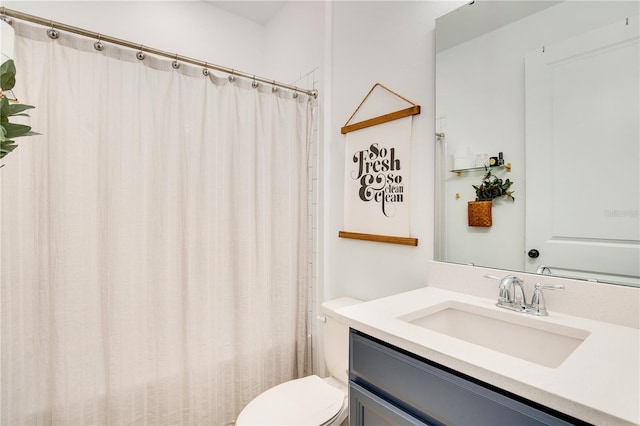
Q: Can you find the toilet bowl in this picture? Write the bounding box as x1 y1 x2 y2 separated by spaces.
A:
236 297 362 426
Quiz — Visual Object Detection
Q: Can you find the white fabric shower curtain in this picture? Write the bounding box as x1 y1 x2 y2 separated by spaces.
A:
1 21 312 425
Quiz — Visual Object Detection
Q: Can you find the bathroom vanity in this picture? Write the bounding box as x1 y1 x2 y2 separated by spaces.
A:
349 330 585 425
337 279 640 426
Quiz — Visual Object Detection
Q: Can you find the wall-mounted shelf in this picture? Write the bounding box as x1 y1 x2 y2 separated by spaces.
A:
450 163 511 176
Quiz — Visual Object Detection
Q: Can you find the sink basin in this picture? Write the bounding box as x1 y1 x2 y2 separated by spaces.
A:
398 301 590 368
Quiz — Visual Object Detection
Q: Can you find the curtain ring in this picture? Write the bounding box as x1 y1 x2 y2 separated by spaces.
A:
292 87 298 99
202 62 209 76
136 44 145 60
271 81 278 93
172 54 180 69
47 20 59 39
94 34 104 51
251 76 259 89
228 69 236 83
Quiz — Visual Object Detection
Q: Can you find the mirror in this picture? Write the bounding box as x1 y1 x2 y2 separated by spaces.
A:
435 1 639 287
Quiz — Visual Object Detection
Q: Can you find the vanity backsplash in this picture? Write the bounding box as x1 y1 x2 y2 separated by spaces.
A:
427 260 640 329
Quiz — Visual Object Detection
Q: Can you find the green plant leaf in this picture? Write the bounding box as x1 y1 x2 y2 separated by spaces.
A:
0 60 38 164
0 59 17 91
0 97 9 121
0 140 18 158
1 100 35 122
3 122 32 139
7 103 35 116
473 166 515 202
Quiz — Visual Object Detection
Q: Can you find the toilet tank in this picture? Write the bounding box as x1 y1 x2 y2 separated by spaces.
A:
321 297 362 385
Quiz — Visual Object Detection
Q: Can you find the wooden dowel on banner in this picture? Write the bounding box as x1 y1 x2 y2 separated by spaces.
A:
339 231 418 246
340 106 420 134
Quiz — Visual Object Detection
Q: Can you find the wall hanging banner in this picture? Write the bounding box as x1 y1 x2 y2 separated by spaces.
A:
343 115 413 238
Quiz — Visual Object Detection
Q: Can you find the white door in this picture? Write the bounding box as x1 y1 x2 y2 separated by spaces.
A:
525 17 639 285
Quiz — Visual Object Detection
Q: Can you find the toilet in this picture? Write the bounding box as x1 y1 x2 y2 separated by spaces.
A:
236 297 362 426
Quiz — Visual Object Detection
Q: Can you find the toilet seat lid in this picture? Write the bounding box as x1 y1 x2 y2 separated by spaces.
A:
236 375 345 426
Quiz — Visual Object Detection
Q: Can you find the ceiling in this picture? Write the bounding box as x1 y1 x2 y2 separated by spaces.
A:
206 1 288 25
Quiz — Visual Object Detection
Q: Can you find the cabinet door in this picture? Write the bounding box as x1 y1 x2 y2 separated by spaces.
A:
350 382 431 426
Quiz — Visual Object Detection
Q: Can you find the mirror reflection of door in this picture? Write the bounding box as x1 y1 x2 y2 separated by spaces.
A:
525 17 639 285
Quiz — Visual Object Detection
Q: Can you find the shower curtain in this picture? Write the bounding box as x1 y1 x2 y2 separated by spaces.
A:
1 21 313 425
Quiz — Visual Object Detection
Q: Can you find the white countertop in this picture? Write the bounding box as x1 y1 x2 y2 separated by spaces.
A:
335 287 640 425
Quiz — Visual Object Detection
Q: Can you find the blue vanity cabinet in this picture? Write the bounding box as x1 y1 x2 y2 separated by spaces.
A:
350 382 427 426
349 329 590 426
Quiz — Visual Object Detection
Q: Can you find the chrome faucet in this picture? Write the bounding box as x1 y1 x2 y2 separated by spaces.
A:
485 274 564 316
496 275 527 312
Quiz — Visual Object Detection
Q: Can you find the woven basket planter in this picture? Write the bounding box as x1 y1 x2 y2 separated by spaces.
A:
468 201 492 227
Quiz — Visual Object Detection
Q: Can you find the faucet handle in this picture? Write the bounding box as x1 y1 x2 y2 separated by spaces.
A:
529 283 564 316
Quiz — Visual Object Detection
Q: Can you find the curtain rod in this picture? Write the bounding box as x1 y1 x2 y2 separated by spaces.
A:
0 7 318 99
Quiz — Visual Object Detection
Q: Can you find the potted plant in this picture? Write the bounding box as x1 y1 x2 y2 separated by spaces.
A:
1 58 37 164
468 167 514 227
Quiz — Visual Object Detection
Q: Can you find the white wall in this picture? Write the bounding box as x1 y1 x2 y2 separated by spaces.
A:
263 1 324 86
325 1 460 302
